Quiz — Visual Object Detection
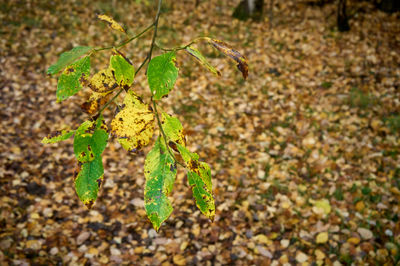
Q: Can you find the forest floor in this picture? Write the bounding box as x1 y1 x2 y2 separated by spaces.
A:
1 0 400 265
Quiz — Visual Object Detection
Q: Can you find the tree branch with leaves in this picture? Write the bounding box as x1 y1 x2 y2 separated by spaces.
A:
42 0 248 231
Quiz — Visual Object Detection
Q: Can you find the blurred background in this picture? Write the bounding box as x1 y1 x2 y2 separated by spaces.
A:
0 0 399 265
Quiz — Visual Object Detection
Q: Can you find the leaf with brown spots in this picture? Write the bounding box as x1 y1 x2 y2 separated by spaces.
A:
144 136 177 231
109 53 135 87
111 90 154 152
47 46 92 75
88 68 118 93
81 91 113 115
41 129 75 144
73 115 108 163
56 56 91 102
81 101 99 115
161 112 185 147
204 38 248 79
176 144 215 221
74 155 104 209
97 14 126 34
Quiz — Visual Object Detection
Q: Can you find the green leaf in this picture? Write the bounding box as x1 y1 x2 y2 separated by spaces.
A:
110 54 135 87
161 112 185 147
74 156 104 209
185 46 221 77
73 115 108 163
47 46 92 75
111 90 154 152
56 56 91 102
147 52 179 100
144 137 177 231
41 129 75 144
177 144 215 221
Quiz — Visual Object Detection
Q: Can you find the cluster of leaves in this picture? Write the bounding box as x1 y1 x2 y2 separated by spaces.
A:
42 14 248 230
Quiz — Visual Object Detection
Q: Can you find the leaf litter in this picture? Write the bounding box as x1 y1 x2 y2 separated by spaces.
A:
0 0 399 265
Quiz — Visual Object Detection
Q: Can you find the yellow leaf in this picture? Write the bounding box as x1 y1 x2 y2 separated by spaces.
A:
298 184 307 192
313 199 331 215
254 234 271 245
98 14 125 34
88 68 118 93
81 91 113 115
347 237 361 245
315 249 326 260
111 90 154 151
355 201 365 211
316 232 328 244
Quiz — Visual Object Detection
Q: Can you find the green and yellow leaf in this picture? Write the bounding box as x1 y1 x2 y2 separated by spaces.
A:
177 144 215 221
144 137 177 231
73 115 108 163
161 112 185 147
56 56 91 102
41 129 75 144
97 14 126 34
204 38 248 79
111 90 154 152
147 52 179 100
110 53 135 87
47 46 92 75
185 46 221 77
74 156 104 209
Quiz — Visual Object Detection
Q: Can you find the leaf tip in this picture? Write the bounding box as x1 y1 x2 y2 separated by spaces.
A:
85 199 95 209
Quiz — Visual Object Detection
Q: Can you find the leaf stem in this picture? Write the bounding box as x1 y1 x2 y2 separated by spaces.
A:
94 23 155 52
145 0 185 168
96 89 123 115
155 37 207 52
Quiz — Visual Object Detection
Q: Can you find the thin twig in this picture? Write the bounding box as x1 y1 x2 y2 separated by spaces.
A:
147 0 163 63
155 37 206 52
94 23 155 52
97 89 124 115
96 0 162 117
96 0 185 169
146 0 186 168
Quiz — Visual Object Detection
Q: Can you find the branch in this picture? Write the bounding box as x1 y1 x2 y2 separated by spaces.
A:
94 23 155 52
147 0 163 63
155 37 206 52
96 0 163 117
146 0 186 168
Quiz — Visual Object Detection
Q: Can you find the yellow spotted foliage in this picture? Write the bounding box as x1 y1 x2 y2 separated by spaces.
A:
88 68 118 93
97 14 126 34
111 90 154 151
